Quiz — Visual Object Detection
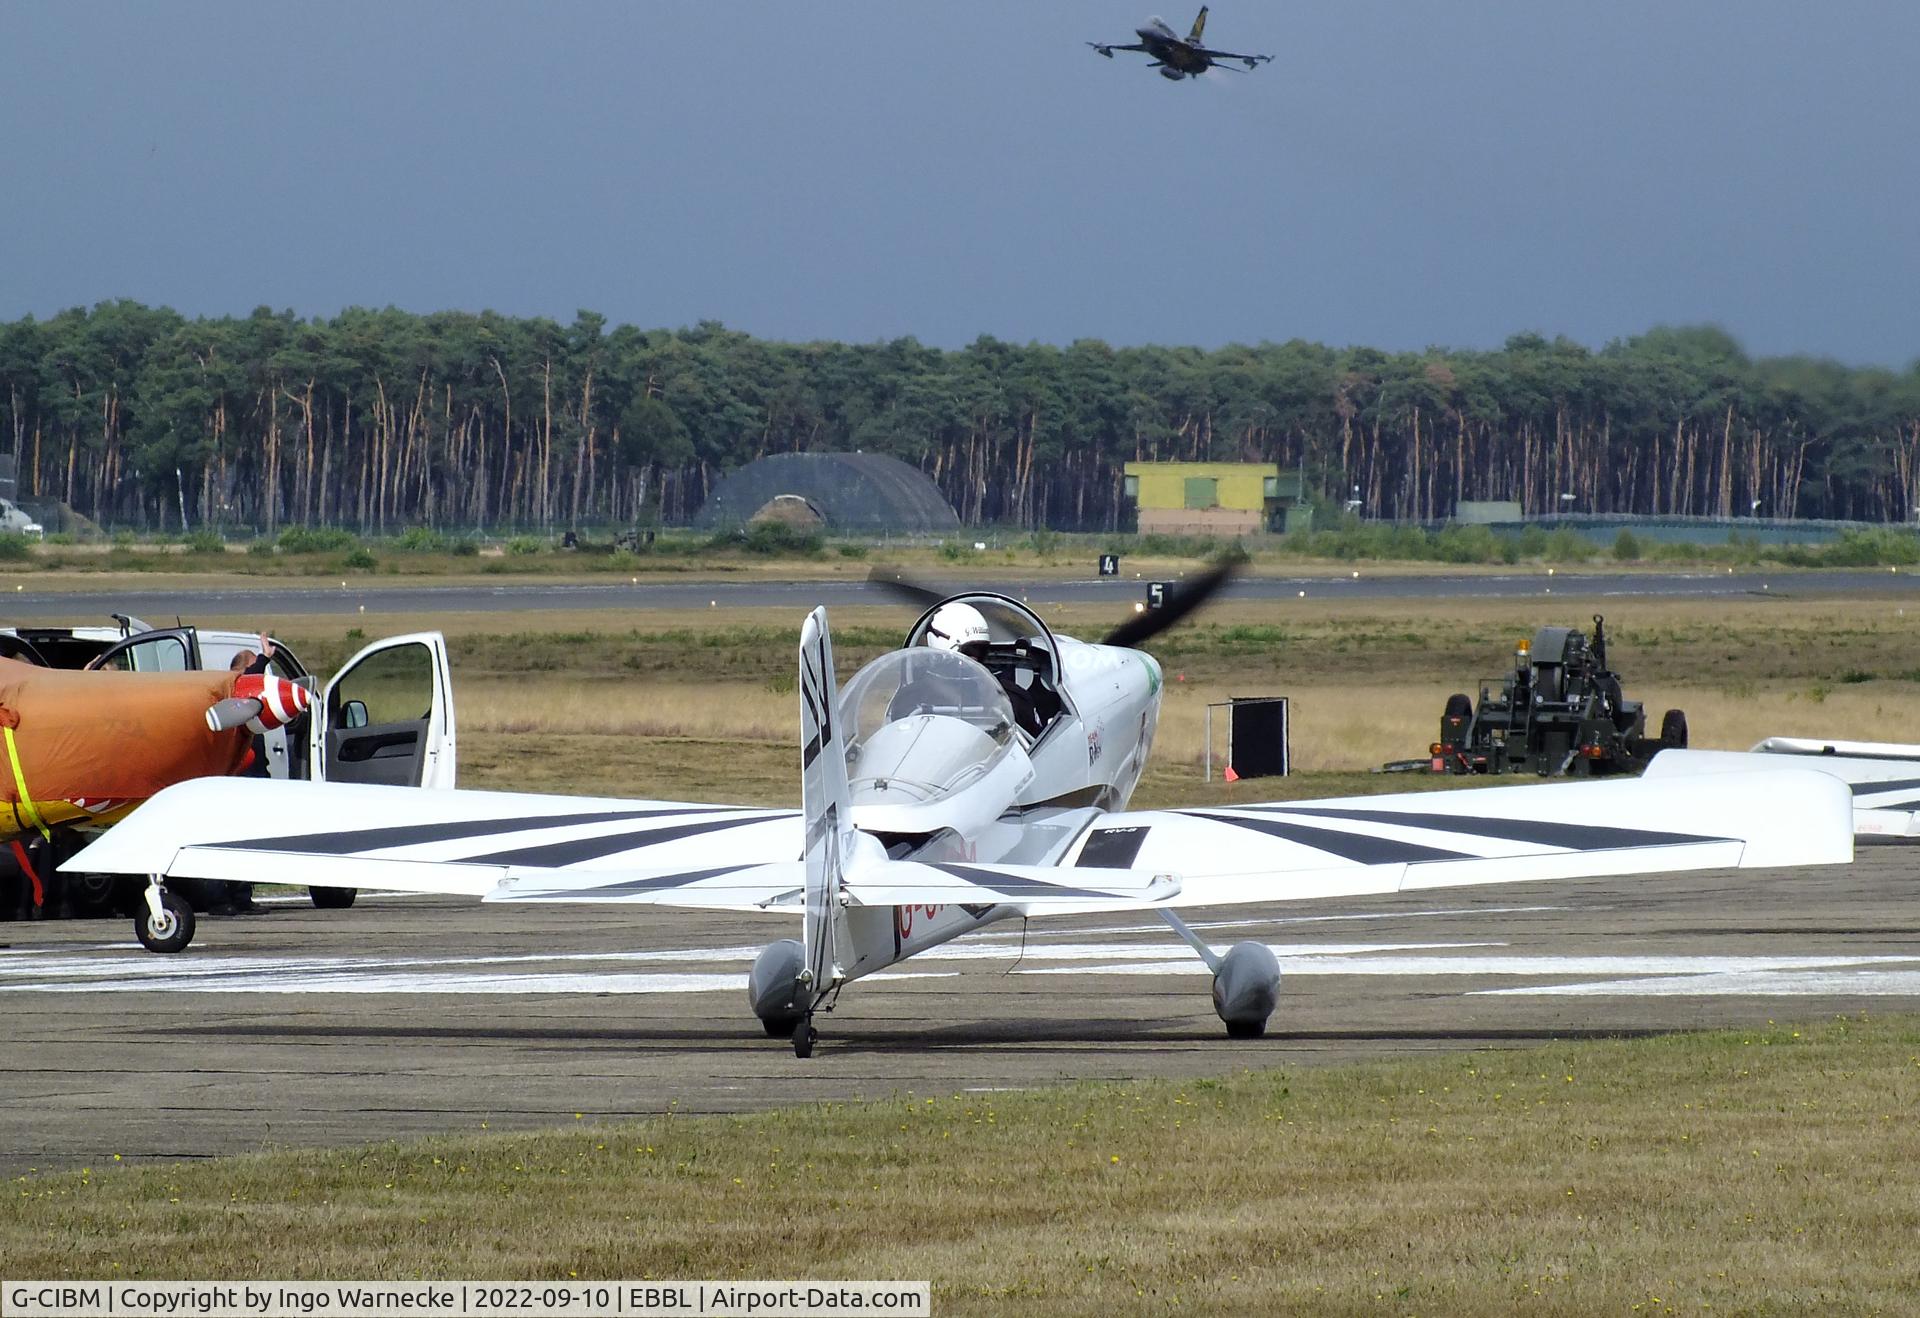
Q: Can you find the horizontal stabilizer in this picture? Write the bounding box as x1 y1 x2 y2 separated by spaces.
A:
848 860 1176 909
1751 735 1920 761
487 858 1177 913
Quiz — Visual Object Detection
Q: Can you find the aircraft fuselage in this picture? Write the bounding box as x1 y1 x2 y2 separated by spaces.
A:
1137 29 1211 77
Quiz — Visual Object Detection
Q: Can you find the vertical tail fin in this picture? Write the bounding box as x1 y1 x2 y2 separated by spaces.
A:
1187 5 1208 45
798 607 853 1004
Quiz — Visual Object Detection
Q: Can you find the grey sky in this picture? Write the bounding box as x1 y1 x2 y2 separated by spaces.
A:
4 2 1917 365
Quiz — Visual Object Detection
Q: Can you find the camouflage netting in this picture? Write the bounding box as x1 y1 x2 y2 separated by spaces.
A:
695 453 960 533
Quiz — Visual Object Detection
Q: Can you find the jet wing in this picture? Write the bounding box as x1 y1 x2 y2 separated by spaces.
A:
1028 767 1851 916
1196 47 1270 65
65 777 801 897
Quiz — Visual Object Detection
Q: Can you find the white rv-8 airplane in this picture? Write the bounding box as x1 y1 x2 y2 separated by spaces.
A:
72 576 1853 1057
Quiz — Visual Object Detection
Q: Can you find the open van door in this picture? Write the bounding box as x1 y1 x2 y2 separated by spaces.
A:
85 627 202 673
312 631 456 789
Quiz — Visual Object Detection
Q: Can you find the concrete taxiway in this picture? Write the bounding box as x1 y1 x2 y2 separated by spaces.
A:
2 847 1915 1174
7 568 1919 620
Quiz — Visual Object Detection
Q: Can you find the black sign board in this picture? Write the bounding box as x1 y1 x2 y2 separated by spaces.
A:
1098 554 1120 577
1228 697 1291 778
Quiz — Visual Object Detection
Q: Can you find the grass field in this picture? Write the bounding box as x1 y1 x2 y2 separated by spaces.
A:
6 1016 1917 1311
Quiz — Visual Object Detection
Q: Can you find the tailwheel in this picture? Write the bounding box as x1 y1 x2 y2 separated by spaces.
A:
791 1016 818 1059
135 884 195 954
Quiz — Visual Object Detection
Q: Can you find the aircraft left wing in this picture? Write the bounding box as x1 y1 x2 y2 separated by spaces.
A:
66 777 800 897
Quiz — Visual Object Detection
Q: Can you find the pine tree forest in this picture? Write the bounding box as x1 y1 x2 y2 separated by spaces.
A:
3 302 1919 534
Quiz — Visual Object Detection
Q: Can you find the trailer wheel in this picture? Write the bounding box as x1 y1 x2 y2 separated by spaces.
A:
310 886 357 910
1443 693 1473 721
135 888 195 954
65 871 121 917
1661 709 1689 748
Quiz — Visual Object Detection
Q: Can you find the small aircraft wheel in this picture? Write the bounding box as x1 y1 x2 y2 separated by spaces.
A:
135 888 195 955
1224 1019 1267 1040
791 1018 817 1059
310 886 357 910
1661 708 1689 748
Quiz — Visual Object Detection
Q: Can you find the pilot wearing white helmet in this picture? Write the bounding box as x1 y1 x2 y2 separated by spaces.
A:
924 601 991 656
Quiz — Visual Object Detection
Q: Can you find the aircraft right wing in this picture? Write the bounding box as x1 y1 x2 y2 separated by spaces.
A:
1024 766 1852 916
1196 48 1271 67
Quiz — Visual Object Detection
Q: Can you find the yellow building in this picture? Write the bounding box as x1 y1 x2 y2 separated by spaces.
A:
1122 461 1308 536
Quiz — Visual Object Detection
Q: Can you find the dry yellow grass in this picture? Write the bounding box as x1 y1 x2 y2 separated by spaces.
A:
456 673 1918 779
264 584 1920 811
461 678 795 743
1154 678 1918 772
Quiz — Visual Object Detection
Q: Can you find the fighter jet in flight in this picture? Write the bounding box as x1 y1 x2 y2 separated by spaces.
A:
1088 7 1272 80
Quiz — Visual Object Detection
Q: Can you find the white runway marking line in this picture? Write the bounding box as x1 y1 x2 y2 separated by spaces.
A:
1018 950 1920 998
919 940 1495 962
0 967 953 995
1018 953 1920 976
0 945 779 980
6 935 1918 1000
1480 968 1920 997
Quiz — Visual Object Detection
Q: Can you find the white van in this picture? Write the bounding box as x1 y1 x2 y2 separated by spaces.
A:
0 617 455 923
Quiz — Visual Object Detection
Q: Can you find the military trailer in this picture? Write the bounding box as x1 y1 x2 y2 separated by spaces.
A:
1428 615 1686 777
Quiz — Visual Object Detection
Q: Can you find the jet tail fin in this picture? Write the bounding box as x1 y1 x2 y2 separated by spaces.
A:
798 607 853 1007
1187 5 1209 45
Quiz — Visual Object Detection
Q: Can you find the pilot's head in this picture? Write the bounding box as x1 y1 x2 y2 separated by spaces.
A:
925 602 990 658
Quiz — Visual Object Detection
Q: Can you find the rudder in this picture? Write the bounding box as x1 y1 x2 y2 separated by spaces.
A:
797 607 854 1010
